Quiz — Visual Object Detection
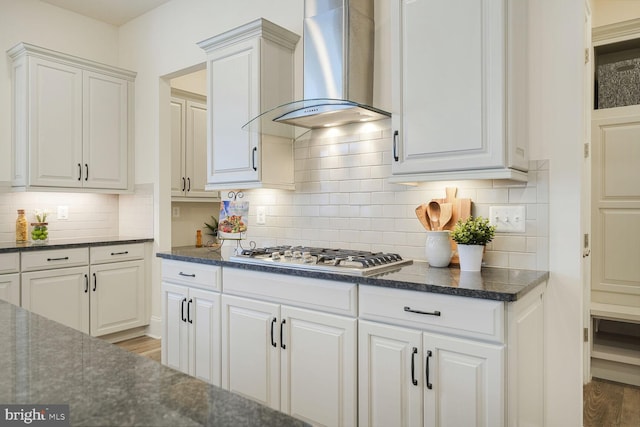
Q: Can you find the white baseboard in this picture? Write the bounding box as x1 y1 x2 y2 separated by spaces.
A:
146 315 162 339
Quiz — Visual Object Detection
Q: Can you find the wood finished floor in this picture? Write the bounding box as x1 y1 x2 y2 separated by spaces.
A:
584 378 640 427
114 335 161 363
114 337 640 426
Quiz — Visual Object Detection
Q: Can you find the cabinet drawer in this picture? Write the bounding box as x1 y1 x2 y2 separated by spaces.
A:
162 260 221 291
0 252 20 274
223 267 357 317
21 248 89 272
91 243 144 264
359 285 504 343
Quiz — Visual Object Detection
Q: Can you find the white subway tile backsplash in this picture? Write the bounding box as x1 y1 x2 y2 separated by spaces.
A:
237 126 549 270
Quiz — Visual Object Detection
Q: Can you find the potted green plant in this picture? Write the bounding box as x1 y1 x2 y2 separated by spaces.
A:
450 216 496 271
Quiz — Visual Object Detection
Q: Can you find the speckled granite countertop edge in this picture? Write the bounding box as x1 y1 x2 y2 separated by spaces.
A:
156 249 550 302
0 236 154 253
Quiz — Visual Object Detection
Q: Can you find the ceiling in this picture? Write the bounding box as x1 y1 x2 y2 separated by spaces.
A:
40 0 172 26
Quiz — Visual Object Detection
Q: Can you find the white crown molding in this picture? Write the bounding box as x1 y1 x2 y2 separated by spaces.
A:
593 18 640 45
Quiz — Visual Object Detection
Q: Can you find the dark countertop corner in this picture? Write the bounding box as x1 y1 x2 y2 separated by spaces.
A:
0 300 308 427
0 236 154 253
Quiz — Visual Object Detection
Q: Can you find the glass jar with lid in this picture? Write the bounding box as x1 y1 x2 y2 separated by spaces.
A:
16 209 28 242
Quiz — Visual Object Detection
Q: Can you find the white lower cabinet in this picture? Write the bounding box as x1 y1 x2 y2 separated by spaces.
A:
221 269 357 426
22 266 90 333
359 321 503 427
0 253 20 306
161 260 222 386
21 244 148 337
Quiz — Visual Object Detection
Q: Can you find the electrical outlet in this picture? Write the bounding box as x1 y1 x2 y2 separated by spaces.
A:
172 207 180 218
256 206 266 225
489 206 525 233
57 206 69 220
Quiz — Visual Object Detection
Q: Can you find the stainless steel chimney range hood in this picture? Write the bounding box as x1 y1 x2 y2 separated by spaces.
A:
243 0 390 138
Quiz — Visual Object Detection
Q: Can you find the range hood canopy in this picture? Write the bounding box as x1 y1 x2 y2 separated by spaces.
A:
243 0 390 138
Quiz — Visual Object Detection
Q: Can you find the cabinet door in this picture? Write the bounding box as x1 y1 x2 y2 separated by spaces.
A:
170 97 186 197
207 38 260 185
359 320 423 427
184 99 210 197
423 332 504 427
162 282 189 374
0 274 20 306
391 0 506 175
281 306 357 427
221 294 280 409
188 287 221 386
83 71 129 189
28 57 83 187
21 267 90 334
90 260 145 337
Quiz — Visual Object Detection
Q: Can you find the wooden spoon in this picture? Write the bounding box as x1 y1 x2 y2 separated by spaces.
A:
439 202 453 229
427 201 441 230
415 204 431 230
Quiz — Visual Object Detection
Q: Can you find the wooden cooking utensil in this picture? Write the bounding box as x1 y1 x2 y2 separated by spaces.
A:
439 202 453 229
415 204 431 230
427 201 441 230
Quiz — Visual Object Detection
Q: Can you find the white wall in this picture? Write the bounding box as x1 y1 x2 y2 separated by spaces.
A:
593 0 640 27
529 0 586 425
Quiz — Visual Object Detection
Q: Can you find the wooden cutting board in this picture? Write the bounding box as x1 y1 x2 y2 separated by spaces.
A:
433 187 472 264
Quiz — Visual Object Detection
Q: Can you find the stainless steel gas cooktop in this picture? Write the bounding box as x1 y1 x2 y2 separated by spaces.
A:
230 246 412 277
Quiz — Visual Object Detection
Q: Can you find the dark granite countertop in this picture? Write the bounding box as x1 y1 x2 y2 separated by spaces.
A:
0 300 307 427
157 247 549 302
0 236 154 253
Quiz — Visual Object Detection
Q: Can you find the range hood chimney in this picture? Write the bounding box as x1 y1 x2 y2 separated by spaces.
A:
243 0 390 137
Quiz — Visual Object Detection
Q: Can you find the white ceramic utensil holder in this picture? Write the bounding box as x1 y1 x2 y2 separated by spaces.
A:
425 231 453 267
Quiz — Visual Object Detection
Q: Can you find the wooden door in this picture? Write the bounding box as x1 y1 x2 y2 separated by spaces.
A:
221 294 280 409
83 71 128 189
0 274 20 306
21 267 90 333
358 320 423 427
281 305 357 427
28 57 83 187
162 282 189 374
90 260 145 337
189 287 220 386
207 38 260 185
390 0 508 175
185 99 210 197
592 107 640 307
170 97 186 197
423 332 503 427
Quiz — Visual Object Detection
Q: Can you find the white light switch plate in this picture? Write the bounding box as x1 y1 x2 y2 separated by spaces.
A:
256 206 266 225
489 205 525 233
57 206 69 220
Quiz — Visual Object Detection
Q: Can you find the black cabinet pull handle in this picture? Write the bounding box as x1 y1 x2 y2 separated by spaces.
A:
85 163 88 181
393 130 399 162
404 306 441 317
78 163 82 181
181 298 186 322
187 299 193 324
92 272 97 291
252 147 257 171
411 347 418 386
426 350 433 390
47 257 69 261
270 317 277 347
187 177 191 192
178 272 196 277
182 177 186 192
280 319 286 349
84 274 88 293
110 251 129 256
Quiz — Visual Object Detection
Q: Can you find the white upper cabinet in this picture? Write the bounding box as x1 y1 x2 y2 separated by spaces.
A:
389 0 529 183
198 18 300 190
8 43 135 192
171 90 216 200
